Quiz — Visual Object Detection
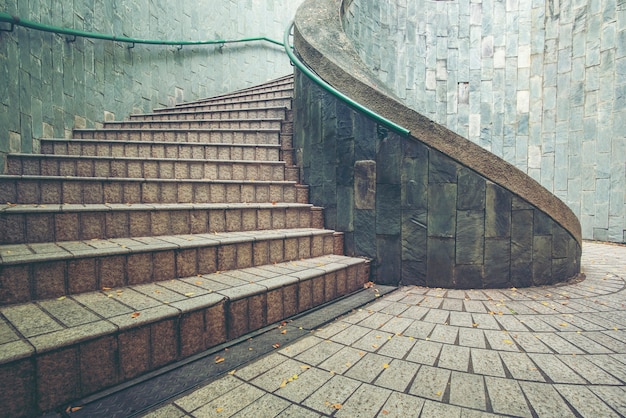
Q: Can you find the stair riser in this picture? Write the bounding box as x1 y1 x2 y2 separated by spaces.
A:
130 108 287 121
74 130 280 144
1 261 367 417
41 141 281 161
155 98 292 113
0 179 307 205
8 157 286 182
0 207 317 244
103 120 282 130
0 234 337 304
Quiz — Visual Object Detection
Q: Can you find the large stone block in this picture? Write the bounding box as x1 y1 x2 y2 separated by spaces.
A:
485 183 512 238
456 210 485 265
426 237 455 287
427 183 457 237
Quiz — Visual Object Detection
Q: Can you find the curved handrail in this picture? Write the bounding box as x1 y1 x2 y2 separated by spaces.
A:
0 11 283 47
283 22 410 136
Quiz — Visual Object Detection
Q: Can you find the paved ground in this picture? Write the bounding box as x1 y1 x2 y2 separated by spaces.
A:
139 241 626 417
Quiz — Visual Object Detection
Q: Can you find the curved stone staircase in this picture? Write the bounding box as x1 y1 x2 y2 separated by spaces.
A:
0 75 370 417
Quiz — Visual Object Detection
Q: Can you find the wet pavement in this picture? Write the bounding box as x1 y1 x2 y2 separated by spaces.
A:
121 241 626 417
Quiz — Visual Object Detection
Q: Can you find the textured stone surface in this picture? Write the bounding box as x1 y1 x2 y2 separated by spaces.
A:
342 0 624 243
294 69 580 288
149 242 626 418
0 0 304 173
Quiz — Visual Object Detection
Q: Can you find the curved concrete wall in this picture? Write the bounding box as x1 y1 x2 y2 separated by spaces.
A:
293 0 581 288
341 0 625 243
0 0 303 172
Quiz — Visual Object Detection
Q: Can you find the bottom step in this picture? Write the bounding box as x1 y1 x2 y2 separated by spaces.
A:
0 255 370 417
58 284 397 418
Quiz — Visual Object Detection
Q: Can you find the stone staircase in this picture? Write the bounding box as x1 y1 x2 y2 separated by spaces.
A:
0 74 371 417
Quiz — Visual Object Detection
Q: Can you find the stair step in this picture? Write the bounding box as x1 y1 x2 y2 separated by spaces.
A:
153 97 292 113
0 254 369 414
40 139 281 161
0 228 340 304
129 106 289 122
201 76 293 99
103 118 283 130
7 154 287 181
188 85 293 105
73 128 281 144
175 88 293 106
0 176 307 205
0 202 323 244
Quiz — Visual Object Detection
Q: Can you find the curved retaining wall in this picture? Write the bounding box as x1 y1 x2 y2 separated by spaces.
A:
292 0 581 288
341 0 625 243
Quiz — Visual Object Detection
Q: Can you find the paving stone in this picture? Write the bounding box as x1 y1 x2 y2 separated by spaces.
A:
302 374 361 414
589 386 626 416
498 352 546 381
318 346 367 376
555 384 623 418
458 328 487 348
335 383 391 418
405 340 443 366
557 355 622 384
376 335 417 358
470 348 506 377
484 376 532 417
449 371 485 409
351 329 394 352
378 392 425 417
275 367 332 403
419 400 462 418
408 365 451 401
231 393 291 418
190 382 265 416
174 375 242 412
295 339 345 367
437 345 470 372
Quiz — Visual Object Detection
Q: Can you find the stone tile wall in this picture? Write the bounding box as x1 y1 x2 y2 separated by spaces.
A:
342 0 625 243
0 0 303 172
293 71 581 288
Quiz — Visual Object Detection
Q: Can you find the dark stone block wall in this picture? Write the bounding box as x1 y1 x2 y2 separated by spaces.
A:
294 70 581 288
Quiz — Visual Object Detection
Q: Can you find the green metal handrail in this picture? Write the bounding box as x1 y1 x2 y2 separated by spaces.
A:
283 22 410 136
0 11 408 136
0 11 283 47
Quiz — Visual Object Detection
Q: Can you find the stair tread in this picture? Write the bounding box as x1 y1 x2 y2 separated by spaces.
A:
9 153 286 164
0 228 332 265
0 174 295 183
129 105 289 118
0 202 313 214
74 127 282 133
0 254 364 360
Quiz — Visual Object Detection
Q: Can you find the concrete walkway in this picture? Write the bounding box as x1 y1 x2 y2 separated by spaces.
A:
140 241 626 417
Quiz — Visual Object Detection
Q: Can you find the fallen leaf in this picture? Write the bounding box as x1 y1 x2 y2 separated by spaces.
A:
280 379 287 388
281 329 287 334
383 363 389 369
216 407 223 413
382 410 390 415
131 312 140 318
472 323 479 328
102 287 112 291
65 406 83 413
57 296 66 301
215 356 225 364
300 365 311 370
331 403 342 410
273 343 281 349
195 281 203 285
503 339 513 344
364 281 375 289
228 369 237 375
184 292 195 297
